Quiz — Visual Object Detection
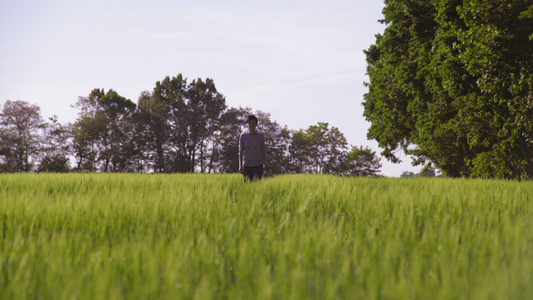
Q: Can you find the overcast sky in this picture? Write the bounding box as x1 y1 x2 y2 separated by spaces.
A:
0 0 422 176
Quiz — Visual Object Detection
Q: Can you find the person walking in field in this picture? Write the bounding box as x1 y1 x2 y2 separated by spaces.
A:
239 115 267 182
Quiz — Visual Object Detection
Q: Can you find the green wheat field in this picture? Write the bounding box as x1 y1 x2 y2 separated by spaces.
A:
1 173 532 299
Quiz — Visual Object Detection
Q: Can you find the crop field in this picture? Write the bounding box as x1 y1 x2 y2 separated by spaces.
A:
0 173 532 299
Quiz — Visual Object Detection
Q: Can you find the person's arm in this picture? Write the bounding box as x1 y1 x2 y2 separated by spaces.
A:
239 154 244 173
261 134 267 174
238 134 244 173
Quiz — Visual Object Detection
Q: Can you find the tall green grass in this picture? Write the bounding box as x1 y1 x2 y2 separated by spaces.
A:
1 174 532 299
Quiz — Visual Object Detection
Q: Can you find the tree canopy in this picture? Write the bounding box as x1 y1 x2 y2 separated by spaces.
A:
1 74 382 176
0 100 43 172
364 0 533 179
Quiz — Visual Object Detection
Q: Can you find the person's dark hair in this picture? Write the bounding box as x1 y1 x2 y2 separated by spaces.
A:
247 115 258 124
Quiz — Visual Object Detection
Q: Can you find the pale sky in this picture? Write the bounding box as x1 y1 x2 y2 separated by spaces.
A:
0 0 421 176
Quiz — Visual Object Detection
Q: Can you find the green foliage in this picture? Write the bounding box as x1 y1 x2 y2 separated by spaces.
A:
400 171 417 178
39 116 72 172
364 0 533 179
289 122 349 174
2 74 381 176
253 110 292 175
208 106 247 173
212 107 292 175
37 155 70 173
1 174 532 299
203 106 290 175
346 146 382 176
400 167 437 178
137 74 227 173
0 100 44 172
72 89 138 172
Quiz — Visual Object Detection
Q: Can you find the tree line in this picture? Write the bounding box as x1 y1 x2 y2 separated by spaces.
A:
0 74 381 176
364 0 533 179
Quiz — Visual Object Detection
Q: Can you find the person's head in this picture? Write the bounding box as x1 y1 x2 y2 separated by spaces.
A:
247 115 258 131
247 115 258 125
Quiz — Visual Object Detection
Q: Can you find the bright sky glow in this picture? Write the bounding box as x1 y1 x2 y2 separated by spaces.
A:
0 0 422 176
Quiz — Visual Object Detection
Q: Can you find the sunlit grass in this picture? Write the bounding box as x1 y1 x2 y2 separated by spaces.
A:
1 174 532 299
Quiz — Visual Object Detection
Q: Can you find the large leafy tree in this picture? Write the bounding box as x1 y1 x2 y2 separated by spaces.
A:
0 100 44 172
208 106 250 173
135 90 172 172
255 111 292 175
210 107 291 175
38 116 72 172
138 74 226 173
72 89 137 172
364 0 533 179
287 129 310 173
186 78 227 172
345 146 382 177
289 122 348 174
